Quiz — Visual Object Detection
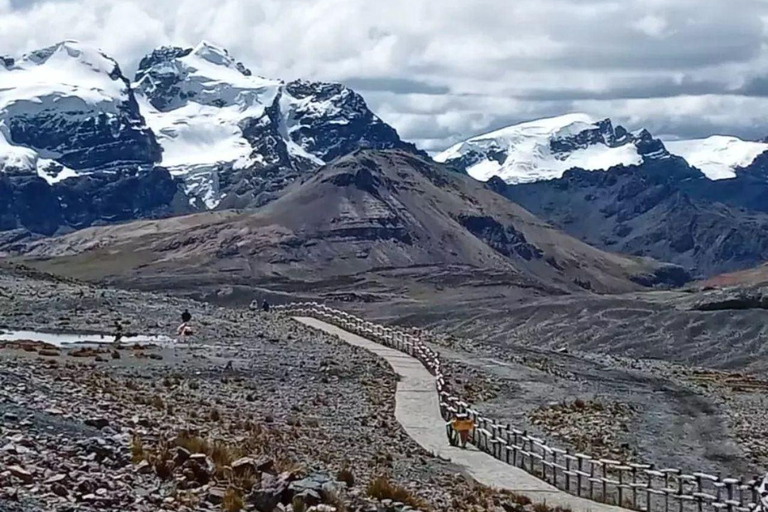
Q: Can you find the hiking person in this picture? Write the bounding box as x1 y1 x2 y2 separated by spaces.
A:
447 412 474 449
261 299 270 312
177 309 193 344
113 320 123 344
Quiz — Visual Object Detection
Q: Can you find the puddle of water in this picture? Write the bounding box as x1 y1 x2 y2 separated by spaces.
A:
0 330 173 348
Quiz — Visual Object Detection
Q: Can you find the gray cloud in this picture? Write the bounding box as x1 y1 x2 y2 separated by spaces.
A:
342 77 449 95
1 0 768 150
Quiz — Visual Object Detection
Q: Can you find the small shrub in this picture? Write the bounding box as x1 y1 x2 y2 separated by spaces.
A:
573 398 586 410
366 476 426 509
337 466 355 488
131 435 145 463
511 493 532 506
534 502 568 512
210 441 238 469
151 443 174 480
151 395 164 410
291 496 307 512
175 432 210 454
210 408 221 422
324 489 348 512
232 467 257 493
222 488 244 512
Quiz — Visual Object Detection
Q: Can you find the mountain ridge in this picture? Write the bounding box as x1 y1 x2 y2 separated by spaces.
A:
16 150 688 298
0 40 420 236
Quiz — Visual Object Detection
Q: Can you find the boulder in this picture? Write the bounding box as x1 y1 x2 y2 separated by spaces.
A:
207 487 227 505
8 465 33 484
85 417 110 429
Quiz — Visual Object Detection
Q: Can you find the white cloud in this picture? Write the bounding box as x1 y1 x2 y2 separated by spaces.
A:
1 0 768 150
632 15 672 39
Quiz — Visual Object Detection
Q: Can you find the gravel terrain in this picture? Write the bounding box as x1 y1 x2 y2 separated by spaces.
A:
419 331 768 480
0 264 539 512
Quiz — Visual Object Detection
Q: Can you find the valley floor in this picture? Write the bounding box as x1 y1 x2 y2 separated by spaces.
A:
0 265 530 512
3 262 767 511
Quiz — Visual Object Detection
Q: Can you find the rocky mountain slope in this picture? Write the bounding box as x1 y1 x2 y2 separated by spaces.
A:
17 150 687 301
494 157 768 277
0 41 161 179
438 115 768 277
0 41 418 237
134 42 420 209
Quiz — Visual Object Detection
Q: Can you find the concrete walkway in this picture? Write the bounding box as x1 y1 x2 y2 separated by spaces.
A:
295 317 628 512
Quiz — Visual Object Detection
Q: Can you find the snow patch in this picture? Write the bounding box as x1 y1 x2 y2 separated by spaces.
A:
436 113 643 184
665 136 768 180
0 40 126 115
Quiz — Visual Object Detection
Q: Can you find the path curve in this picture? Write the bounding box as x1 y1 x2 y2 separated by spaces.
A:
295 317 628 512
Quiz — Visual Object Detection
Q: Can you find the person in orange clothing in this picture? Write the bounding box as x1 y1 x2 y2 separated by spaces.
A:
447 412 474 448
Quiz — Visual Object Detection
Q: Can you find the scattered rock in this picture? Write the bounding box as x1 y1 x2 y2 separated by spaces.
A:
8 465 33 484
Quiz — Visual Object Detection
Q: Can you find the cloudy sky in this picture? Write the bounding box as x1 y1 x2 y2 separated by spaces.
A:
2 0 768 151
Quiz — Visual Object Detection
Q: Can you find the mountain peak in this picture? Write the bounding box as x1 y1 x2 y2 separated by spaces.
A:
1 40 122 82
665 135 768 180
435 114 668 184
190 41 245 72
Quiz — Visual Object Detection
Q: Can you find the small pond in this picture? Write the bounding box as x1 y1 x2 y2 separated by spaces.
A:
0 330 173 348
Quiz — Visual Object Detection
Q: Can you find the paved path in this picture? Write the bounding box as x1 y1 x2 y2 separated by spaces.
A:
295 317 628 512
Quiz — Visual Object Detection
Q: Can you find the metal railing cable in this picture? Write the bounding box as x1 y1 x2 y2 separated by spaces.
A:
274 302 762 512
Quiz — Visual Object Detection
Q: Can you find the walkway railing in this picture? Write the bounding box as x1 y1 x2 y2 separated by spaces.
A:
273 302 762 512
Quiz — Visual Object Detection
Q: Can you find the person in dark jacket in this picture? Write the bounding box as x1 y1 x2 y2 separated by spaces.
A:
261 300 270 312
113 320 123 344
178 309 193 343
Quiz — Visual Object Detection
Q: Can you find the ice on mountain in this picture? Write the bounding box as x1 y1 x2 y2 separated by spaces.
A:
436 113 648 184
665 136 768 180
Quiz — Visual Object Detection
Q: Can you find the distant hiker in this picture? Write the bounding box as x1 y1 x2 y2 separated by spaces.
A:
261 299 270 313
177 309 194 344
113 320 123 344
447 412 473 449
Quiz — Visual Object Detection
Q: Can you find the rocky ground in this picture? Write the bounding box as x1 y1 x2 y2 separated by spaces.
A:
413 328 768 479
0 265 546 512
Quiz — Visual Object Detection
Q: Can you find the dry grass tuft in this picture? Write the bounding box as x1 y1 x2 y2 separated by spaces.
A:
175 431 210 454
324 488 348 512
222 488 244 512
291 495 307 512
366 476 427 509
130 435 145 463
337 466 355 488
150 394 164 410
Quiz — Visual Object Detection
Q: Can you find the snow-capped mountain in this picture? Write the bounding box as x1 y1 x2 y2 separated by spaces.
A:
0 40 419 237
0 40 160 183
665 136 768 180
134 41 419 208
435 113 669 184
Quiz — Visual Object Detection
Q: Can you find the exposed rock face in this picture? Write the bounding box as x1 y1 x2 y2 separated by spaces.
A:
498 157 768 278
0 169 183 237
1 41 161 172
283 79 422 163
457 215 542 261
17 150 689 294
435 113 668 184
132 42 421 209
0 40 422 237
